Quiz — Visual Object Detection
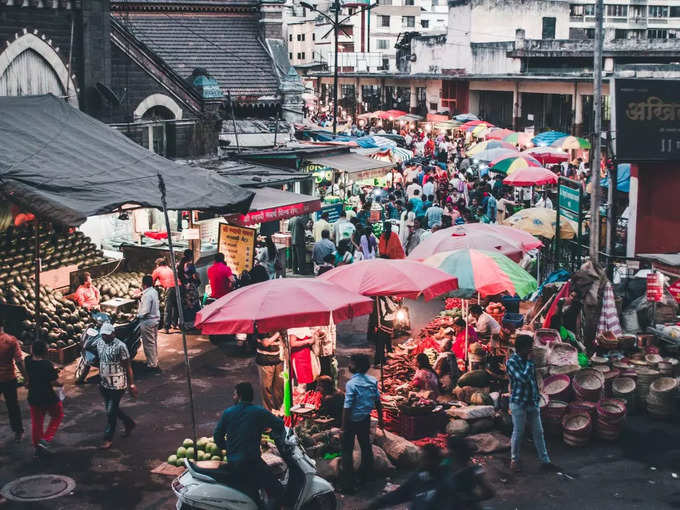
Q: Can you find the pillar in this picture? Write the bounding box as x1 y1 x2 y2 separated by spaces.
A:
574 91 584 136
409 83 417 113
512 82 521 131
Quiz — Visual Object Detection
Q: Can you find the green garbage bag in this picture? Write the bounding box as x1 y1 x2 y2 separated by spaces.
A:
578 352 589 368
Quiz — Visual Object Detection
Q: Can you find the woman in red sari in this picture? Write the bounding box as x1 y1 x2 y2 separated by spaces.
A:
288 327 316 385
450 317 478 360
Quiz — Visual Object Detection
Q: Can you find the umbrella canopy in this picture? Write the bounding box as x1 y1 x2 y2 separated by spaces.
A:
490 154 542 174
472 148 518 163
503 166 558 187
454 113 479 122
461 120 493 131
503 132 533 146
378 110 408 120
458 224 543 251
407 227 525 262
550 136 591 150
523 147 569 165
357 111 383 120
467 140 516 155
471 124 492 137
485 128 515 141
318 259 458 301
504 207 578 240
531 131 569 147
423 249 538 298
194 279 374 334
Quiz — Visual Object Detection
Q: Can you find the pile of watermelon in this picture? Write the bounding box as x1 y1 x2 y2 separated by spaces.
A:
167 437 227 467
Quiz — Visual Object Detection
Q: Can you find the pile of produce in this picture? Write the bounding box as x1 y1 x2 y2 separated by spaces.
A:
0 276 90 348
95 272 167 317
0 225 106 282
167 437 228 467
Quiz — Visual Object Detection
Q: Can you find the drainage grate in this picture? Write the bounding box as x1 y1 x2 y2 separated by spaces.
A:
0 474 76 502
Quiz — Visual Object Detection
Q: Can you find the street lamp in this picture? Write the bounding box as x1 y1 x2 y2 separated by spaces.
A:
301 0 377 136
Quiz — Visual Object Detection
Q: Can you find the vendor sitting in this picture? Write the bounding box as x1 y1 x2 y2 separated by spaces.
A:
410 353 440 397
316 375 345 428
72 272 100 310
468 304 501 339
444 317 478 361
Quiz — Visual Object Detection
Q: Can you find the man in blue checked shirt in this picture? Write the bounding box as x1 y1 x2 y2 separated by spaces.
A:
341 354 384 493
506 334 556 473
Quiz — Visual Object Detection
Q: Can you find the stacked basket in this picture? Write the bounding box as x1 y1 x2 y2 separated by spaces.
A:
567 400 598 421
542 400 569 435
612 377 638 413
603 369 621 398
572 370 605 402
658 361 674 377
636 367 660 407
596 399 627 440
647 377 678 420
663 357 680 376
542 374 572 402
562 413 593 447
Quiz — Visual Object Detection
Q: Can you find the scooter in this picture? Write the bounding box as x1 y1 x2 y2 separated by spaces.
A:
74 311 142 384
171 427 337 510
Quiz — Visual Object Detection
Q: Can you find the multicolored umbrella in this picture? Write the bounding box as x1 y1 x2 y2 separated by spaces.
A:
503 166 558 187
490 153 542 174
503 132 533 146
472 148 518 163
471 124 492 137
531 131 569 147
503 207 578 240
485 128 515 141
407 227 525 262
454 113 479 122
550 136 591 150
467 140 516 156
423 249 538 298
460 224 543 251
461 120 492 130
318 259 458 301
523 147 569 165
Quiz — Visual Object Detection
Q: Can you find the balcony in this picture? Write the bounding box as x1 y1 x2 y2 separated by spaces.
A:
629 16 648 27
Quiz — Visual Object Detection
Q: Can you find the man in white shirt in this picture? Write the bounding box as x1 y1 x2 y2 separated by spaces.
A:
138 275 161 371
333 209 355 242
468 304 501 338
535 192 553 209
422 171 435 198
406 179 422 200
313 212 332 242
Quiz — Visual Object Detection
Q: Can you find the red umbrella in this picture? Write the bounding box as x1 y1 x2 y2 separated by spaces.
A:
485 128 515 141
524 147 569 165
407 228 525 262
378 110 408 120
503 166 558 187
461 120 493 129
194 279 374 334
318 259 458 301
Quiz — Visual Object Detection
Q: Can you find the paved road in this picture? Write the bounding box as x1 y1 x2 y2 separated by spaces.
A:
2 327 680 509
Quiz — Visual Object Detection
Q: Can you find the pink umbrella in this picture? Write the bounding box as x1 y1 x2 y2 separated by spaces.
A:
195 279 374 334
378 110 408 120
524 147 569 165
503 166 558 187
407 228 525 262
451 223 544 251
485 128 515 141
318 259 458 301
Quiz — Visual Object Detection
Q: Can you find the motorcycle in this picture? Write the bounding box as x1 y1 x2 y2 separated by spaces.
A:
171 427 337 510
74 311 142 384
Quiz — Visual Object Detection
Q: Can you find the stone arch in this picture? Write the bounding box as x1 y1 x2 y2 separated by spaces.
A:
0 32 78 106
134 93 183 121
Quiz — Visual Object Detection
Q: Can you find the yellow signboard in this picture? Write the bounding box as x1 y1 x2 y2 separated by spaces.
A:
217 223 256 275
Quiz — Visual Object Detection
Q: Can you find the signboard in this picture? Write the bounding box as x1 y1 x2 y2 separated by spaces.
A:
558 185 580 214
646 272 664 303
614 78 680 161
181 228 200 240
217 224 256 275
225 199 321 227
316 203 344 223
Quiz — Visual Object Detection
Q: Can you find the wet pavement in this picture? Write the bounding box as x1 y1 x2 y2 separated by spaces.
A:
2 322 680 509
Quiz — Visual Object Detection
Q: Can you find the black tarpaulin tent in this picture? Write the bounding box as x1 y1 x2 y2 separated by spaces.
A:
0 94 254 226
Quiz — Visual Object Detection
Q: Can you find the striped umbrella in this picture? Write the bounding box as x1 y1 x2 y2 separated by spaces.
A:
467 140 516 155
524 147 569 165
551 136 591 150
490 153 542 174
472 148 518 163
503 132 533 146
485 128 515 141
423 249 538 298
531 131 569 147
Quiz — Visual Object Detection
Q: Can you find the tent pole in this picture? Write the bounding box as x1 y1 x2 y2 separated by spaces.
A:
464 299 469 371
34 222 42 343
158 174 198 457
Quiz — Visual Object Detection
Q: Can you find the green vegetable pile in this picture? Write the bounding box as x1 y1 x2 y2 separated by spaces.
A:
167 437 227 467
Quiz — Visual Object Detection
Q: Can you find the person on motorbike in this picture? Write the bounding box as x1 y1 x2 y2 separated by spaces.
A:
213 382 285 510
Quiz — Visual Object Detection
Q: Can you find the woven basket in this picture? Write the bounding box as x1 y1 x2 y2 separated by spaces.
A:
613 361 633 371
562 412 593 446
543 375 572 402
590 355 609 366
597 399 627 419
535 328 560 345
596 332 619 350
650 377 678 394
645 354 663 366
592 365 611 375
612 377 636 395
550 364 581 376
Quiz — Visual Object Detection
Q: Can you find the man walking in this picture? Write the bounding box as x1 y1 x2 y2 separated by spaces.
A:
0 318 26 441
506 334 555 472
95 323 137 449
341 354 383 493
292 215 309 275
138 275 161 373
214 382 285 509
152 258 177 333
255 331 284 413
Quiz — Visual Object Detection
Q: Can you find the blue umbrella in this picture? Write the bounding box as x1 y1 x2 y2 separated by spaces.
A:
454 113 479 122
600 163 630 193
531 131 569 147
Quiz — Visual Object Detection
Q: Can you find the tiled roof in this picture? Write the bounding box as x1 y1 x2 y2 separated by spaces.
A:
115 14 280 97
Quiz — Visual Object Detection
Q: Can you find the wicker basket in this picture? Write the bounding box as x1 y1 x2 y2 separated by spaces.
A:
543 374 572 402
645 354 663 367
562 412 593 446
573 369 605 402
596 331 619 350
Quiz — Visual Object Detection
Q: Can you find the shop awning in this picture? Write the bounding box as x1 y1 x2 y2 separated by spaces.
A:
306 152 394 180
225 187 321 226
0 94 254 226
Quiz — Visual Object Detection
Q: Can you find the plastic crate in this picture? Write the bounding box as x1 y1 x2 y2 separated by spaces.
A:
501 295 521 314
502 312 524 329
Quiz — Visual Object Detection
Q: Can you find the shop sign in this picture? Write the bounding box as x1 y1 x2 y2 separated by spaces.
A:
225 200 321 226
316 203 344 223
217 224 256 275
614 78 680 161
558 184 580 223
646 271 664 303
181 228 200 240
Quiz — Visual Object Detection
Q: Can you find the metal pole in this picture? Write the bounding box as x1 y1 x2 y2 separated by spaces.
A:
590 0 603 263
273 107 281 147
577 184 584 268
227 90 240 152
332 0 340 136
34 223 41 343
158 174 198 458
605 132 616 259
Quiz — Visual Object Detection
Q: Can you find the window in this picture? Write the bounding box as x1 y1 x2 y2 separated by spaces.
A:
379 15 390 27
648 28 668 38
301 52 305 59
671 6 680 17
570 4 584 16
404 0 414 5
313 33 316 40
430 102 438 111
585 28 595 38
648 5 668 17
296 34 301 41
381 57 389 70
379 0 392 5
432 0 439 5
542 17 556 39
289 52 293 59
402 15 415 27
614 29 627 39
421 19 429 28
630 5 646 18
301 34 306 41
297 52 302 59
584 4 595 15
377 39 389 49
289 34 293 41
606 4 627 17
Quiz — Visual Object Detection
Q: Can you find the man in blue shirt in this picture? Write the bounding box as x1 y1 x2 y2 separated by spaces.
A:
214 382 285 506
506 334 555 473
341 354 383 493
408 189 424 217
